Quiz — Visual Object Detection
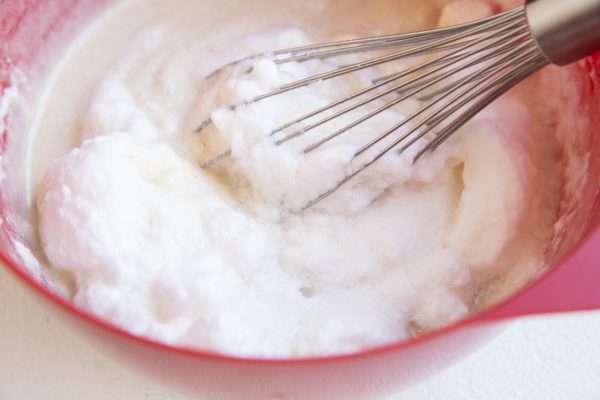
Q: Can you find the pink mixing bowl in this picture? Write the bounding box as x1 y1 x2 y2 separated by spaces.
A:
1 1 599 399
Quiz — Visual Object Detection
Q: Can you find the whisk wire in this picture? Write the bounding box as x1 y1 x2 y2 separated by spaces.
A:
274 7 525 62
254 8 528 102
301 53 545 211
419 57 547 157
272 17 530 142
296 28 533 153
196 5 552 209
353 49 533 158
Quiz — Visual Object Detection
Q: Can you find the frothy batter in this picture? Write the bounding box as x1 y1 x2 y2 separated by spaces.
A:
29 0 557 357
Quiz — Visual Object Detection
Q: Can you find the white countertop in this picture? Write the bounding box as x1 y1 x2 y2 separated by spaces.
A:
1 264 599 400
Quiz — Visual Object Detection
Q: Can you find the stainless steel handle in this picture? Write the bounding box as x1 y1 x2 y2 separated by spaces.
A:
526 0 600 65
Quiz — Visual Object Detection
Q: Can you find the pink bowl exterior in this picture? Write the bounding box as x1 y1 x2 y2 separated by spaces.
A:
1 1 599 399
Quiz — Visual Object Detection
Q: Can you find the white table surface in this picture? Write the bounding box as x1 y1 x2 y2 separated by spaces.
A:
1 264 599 400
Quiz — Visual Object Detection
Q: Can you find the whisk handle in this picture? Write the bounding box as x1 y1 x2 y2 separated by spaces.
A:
526 0 600 65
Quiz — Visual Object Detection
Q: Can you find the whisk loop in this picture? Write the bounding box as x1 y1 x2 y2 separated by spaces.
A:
195 1 600 208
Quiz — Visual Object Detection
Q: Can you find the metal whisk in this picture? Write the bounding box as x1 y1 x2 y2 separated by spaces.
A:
197 0 600 209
